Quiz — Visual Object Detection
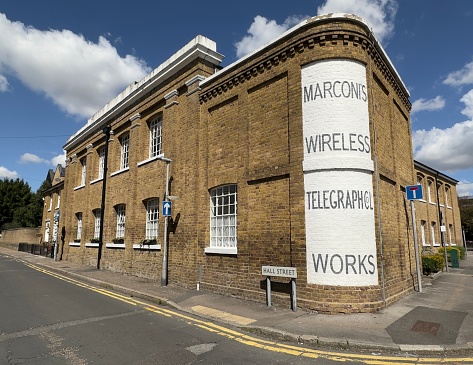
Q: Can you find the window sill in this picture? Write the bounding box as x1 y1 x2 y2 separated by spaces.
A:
106 243 126 249
85 242 99 248
418 199 426 203
447 206 452 210
74 184 85 191
133 244 161 250
137 154 164 167
433 244 440 247
110 167 129 177
204 247 237 255
90 177 103 185
69 242 81 247
429 202 436 206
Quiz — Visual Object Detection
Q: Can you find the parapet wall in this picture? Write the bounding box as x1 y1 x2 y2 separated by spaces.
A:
0 227 41 245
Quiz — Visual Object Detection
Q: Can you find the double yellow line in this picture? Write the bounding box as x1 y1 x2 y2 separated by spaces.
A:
21 260 473 364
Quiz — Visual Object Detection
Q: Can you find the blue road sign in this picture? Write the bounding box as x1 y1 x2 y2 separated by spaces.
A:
406 184 423 200
162 201 172 217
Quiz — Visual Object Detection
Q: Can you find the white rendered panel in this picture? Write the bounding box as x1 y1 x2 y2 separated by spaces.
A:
302 59 378 286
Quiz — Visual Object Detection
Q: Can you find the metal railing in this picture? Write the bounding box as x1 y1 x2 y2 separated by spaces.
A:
18 243 54 258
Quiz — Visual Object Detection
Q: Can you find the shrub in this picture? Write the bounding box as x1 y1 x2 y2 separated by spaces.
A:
421 254 445 275
438 246 462 261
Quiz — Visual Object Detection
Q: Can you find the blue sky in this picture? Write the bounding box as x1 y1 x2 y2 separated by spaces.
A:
1 0 473 195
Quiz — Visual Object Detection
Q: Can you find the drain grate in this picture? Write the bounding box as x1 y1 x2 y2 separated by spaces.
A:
411 320 441 335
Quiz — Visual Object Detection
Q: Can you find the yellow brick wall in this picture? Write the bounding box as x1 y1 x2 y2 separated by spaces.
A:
58 18 465 313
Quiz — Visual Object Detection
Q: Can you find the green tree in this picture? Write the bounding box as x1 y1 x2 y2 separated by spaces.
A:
0 178 44 229
458 196 473 241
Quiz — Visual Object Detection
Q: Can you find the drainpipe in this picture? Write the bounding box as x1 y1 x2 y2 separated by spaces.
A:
375 157 386 307
434 173 448 272
97 126 111 270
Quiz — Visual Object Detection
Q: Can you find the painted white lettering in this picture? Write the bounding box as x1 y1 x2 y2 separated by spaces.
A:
306 190 374 210
312 253 376 275
303 80 367 102
305 132 370 154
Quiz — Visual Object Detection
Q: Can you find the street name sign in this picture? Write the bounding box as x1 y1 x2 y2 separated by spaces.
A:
262 266 297 278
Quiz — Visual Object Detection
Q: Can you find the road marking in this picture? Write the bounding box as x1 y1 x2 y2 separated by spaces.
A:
0 311 144 342
191 305 256 325
19 260 473 365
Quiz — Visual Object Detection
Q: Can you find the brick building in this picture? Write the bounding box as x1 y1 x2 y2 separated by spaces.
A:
41 165 65 253
413 161 463 250
58 14 461 313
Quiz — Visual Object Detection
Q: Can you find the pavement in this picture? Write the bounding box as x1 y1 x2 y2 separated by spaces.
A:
2 246 473 354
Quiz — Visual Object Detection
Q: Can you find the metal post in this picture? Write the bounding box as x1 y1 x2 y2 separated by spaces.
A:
440 211 448 272
462 226 468 258
97 126 111 270
266 277 271 307
291 279 297 312
411 200 422 293
161 159 171 286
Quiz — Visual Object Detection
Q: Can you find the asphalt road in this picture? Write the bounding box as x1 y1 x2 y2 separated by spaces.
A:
1 254 470 365
0 254 335 364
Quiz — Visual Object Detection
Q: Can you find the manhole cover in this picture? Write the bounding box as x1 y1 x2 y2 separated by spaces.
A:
411 320 440 335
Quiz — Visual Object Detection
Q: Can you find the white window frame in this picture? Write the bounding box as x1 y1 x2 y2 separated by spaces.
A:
80 158 87 186
206 185 237 254
120 134 130 170
44 220 50 242
449 224 455 245
76 213 83 240
445 185 451 208
431 221 437 246
427 180 434 204
56 191 60 209
145 199 159 240
149 117 162 159
94 209 101 239
416 176 426 202
420 220 427 246
98 147 105 179
116 205 126 239
48 194 53 211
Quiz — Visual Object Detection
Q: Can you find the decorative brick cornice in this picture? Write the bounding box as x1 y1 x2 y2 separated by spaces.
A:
199 29 411 112
164 89 179 108
186 75 205 96
129 113 141 122
164 89 179 100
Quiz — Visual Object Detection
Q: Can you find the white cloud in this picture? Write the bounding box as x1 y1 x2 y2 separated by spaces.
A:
413 83 473 173
411 96 445 114
51 152 66 167
460 89 473 119
0 13 151 118
0 166 19 179
443 61 473 87
0 74 9 92
316 0 398 44
457 180 473 197
19 153 49 164
235 15 308 58
413 120 473 172
19 152 66 168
